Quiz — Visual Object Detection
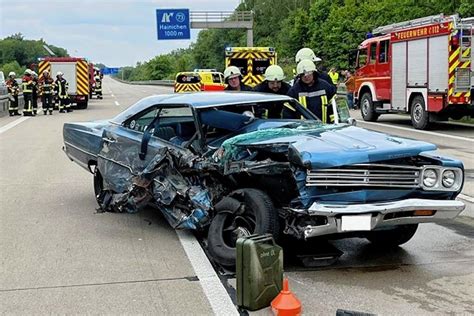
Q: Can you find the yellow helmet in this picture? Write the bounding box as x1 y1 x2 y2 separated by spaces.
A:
295 48 322 63
296 59 317 75
223 66 241 80
264 65 285 81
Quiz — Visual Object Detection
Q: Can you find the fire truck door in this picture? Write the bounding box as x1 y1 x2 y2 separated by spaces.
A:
391 42 407 110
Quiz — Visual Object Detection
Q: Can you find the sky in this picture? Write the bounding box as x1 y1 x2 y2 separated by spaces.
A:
0 0 241 67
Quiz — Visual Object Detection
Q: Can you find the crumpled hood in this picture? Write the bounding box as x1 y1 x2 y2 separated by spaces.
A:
234 125 437 168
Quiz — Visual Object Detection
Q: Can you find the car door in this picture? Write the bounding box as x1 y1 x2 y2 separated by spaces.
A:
97 104 195 193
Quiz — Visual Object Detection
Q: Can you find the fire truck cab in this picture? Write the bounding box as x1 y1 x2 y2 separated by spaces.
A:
225 47 276 87
354 14 473 129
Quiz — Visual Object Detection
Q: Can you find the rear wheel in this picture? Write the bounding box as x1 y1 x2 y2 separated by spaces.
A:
207 188 279 269
360 92 379 122
410 95 429 129
93 168 105 207
366 224 418 248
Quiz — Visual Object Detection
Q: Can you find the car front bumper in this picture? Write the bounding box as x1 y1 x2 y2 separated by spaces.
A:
289 198 465 239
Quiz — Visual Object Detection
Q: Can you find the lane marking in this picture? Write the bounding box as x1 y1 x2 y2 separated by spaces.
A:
0 117 30 135
111 94 115 97
358 120 474 143
176 230 238 316
459 193 474 203
114 101 120 106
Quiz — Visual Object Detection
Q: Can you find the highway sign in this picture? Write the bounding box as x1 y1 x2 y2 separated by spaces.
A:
156 9 190 40
101 67 120 75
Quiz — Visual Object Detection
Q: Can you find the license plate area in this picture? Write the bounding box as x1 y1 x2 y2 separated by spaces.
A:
340 214 372 231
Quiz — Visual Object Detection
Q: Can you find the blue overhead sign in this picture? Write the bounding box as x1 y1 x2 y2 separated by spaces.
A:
101 67 120 75
156 9 190 40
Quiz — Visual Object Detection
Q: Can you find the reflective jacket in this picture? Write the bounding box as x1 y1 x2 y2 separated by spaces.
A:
6 79 20 95
287 73 337 123
22 75 34 93
55 77 69 98
328 71 339 85
39 77 54 95
253 81 292 118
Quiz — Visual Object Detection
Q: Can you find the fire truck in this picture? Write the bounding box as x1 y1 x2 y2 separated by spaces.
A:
38 57 90 109
354 14 473 129
225 47 276 87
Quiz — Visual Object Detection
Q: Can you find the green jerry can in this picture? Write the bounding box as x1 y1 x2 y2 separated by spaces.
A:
236 234 283 311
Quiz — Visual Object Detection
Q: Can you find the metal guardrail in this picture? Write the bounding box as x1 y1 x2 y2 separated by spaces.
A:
190 11 252 22
113 77 174 86
0 94 25 117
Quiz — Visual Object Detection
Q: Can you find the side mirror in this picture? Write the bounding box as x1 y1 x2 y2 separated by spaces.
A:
347 118 357 126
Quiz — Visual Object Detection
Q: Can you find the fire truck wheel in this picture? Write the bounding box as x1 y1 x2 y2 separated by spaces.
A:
410 95 429 130
360 92 379 122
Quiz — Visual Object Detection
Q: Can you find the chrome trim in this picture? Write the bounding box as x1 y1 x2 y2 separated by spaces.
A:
63 141 97 158
96 154 136 175
291 198 465 239
420 166 463 191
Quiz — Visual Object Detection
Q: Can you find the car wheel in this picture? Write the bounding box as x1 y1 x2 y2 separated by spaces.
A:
360 92 379 122
93 168 106 207
207 188 279 269
366 224 418 248
410 95 429 129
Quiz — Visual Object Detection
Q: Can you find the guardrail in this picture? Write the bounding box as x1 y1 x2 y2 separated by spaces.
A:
113 77 174 86
0 94 25 117
190 11 253 22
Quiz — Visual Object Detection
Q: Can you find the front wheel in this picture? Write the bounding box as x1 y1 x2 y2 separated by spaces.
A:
360 92 379 122
366 224 418 248
410 95 429 129
207 188 279 269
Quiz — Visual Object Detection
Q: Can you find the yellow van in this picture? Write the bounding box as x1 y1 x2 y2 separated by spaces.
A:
174 70 225 93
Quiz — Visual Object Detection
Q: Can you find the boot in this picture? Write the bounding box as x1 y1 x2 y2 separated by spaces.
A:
49 111 53 115
44 111 47 115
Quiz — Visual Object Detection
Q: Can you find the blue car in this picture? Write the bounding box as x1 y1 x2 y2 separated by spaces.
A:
63 92 465 268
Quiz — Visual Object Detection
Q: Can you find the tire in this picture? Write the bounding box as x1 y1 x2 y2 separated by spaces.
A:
207 188 279 269
366 224 418 248
76 101 88 109
360 92 379 122
410 95 429 129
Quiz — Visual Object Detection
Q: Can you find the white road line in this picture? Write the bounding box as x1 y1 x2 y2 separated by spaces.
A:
114 101 120 106
359 120 474 142
0 117 30 135
459 194 474 203
176 230 238 316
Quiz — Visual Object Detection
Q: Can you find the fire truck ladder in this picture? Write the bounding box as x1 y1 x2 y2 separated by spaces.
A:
372 14 455 35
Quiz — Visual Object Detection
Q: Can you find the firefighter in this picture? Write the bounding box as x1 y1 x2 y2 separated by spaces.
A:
39 70 55 115
55 72 71 113
223 66 252 91
22 69 35 116
253 65 291 118
287 59 337 124
6 72 21 116
94 70 103 99
294 47 333 86
31 71 39 115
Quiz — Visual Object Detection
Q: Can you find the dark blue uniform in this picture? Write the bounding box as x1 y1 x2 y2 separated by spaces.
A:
287 73 337 123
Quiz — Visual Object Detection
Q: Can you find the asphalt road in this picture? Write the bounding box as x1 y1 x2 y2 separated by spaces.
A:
1 78 473 315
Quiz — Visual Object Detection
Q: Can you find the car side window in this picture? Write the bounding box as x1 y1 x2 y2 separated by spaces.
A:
123 107 160 132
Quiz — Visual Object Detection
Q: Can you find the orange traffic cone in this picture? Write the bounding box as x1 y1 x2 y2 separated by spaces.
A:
271 277 302 316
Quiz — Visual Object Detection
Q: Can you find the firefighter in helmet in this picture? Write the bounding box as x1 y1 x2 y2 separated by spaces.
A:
22 69 35 116
31 71 39 115
6 72 21 116
253 65 291 118
286 59 336 123
39 70 55 115
55 71 71 113
294 47 333 86
223 66 252 91
94 70 103 99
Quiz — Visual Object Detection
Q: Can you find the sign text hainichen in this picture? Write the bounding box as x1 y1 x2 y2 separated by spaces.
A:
156 9 190 40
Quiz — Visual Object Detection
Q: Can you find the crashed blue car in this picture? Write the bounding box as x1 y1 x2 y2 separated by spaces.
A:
63 92 465 268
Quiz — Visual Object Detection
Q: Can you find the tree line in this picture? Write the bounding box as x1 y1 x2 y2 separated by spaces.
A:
119 0 474 81
0 33 69 76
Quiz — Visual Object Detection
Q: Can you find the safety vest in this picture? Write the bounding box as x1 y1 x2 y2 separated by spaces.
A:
328 71 339 85
56 78 69 98
40 78 54 94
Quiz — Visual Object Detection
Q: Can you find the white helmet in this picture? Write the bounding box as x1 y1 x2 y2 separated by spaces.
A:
223 66 241 81
25 69 32 75
57 71 63 76
43 70 49 75
31 71 38 77
264 65 285 81
295 48 322 63
8 71 16 77
296 60 317 75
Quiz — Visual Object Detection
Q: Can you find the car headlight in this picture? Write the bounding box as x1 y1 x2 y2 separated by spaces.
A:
442 170 456 188
423 169 438 187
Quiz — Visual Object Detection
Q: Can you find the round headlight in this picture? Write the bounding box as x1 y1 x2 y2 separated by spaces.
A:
423 169 438 187
442 170 456 188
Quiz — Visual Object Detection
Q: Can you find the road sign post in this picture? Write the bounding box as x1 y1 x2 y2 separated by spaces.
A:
156 9 190 40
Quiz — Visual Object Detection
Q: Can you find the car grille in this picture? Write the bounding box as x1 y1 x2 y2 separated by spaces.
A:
306 164 421 188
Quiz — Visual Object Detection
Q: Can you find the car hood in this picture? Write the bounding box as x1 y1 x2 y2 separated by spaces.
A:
226 124 436 168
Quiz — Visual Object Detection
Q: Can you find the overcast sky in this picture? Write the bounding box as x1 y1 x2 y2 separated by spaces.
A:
0 0 241 67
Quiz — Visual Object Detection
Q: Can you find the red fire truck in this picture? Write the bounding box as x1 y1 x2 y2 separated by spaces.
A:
354 14 473 129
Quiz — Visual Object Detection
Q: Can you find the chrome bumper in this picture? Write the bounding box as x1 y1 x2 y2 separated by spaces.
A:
292 198 465 239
